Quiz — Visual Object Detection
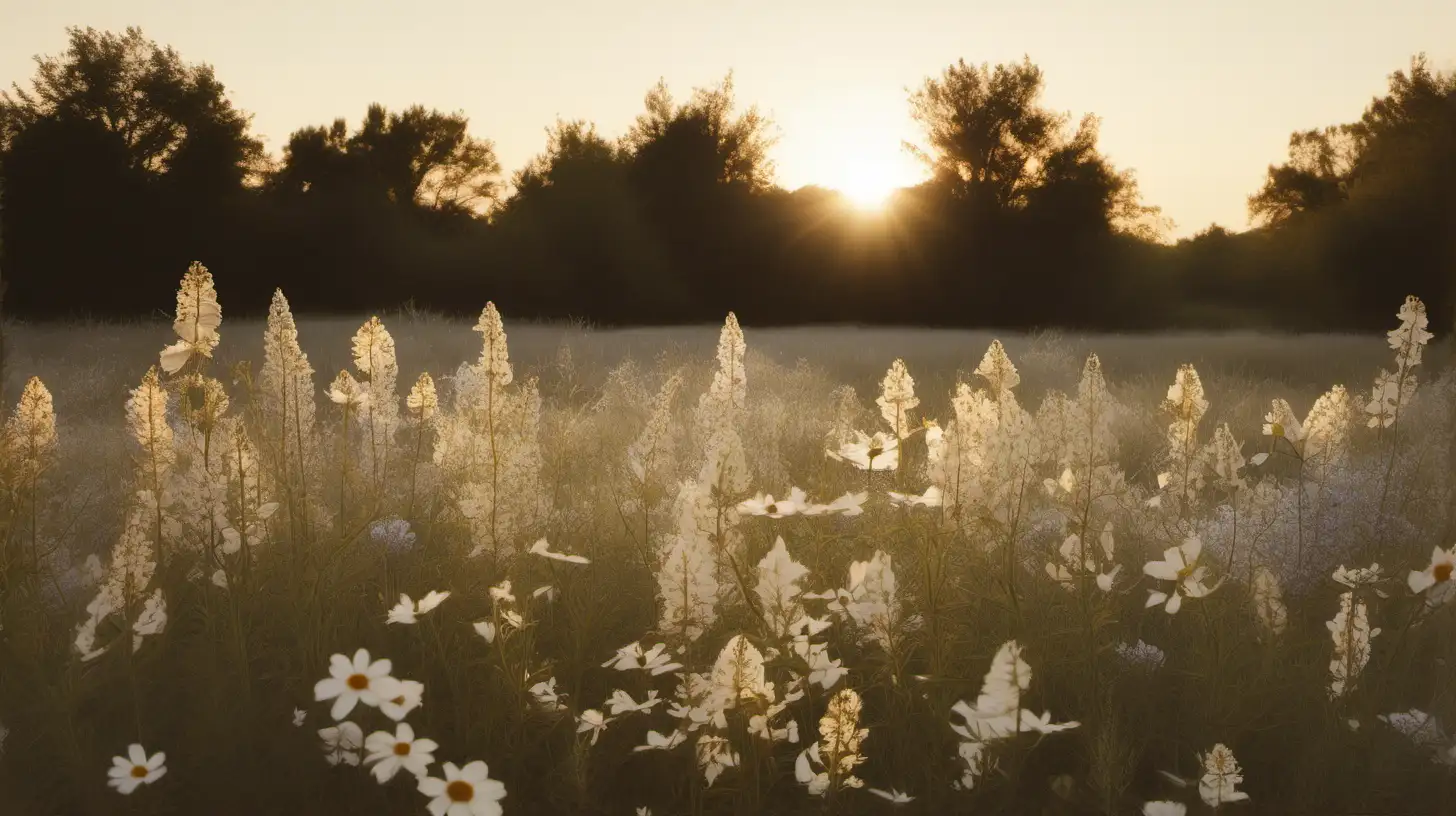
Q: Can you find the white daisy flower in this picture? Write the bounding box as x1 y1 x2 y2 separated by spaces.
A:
827 430 899 471
606 689 662 717
868 787 916 803
473 620 497 643
380 679 425 722
314 649 399 720
417 760 507 816
1142 803 1187 816
364 722 437 783
388 591 452 625
1143 537 1219 614
1408 545 1456 606
738 488 806 518
107 744 166 794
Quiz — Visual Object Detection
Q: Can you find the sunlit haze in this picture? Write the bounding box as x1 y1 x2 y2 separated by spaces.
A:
2 0 1453 236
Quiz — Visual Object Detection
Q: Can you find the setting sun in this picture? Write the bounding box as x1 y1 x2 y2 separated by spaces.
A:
778 110 927 210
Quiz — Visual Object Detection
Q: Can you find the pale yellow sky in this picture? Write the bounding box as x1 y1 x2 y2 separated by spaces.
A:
2 0 1452 237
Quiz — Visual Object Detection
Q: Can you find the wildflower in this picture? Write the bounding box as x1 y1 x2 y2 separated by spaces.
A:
602 642 683 676
954 739 993 790
531 585 557 602
527 538 590 565
710 635 771 705
1333 564 1387 597
473 621 496 643
739 488 806 518
319 721 364 766
160 262 222 374
1328 591 1380 699
1198 743 1249 807
693 313 747 439
489 580 515 605
821 489 861 515
696 735 739 786
388 591 451 625
4 377 58 484
380 679 425 721
1408 545 1456 606
1252 568 1288 637
607 689 663 717
796 688 869 796
950 640 1077 743
327 369 371 411
868 788 916 803
577 709 614 745
887 485 942 508
877 359 920 439
407 373 439 422
371 517 418 554
418 760 507 816
1262 399 1303 443
1143 536 1219 614
107 744 167 794
829 551 913 652
827 430 899 471
365 722 437 783
131 589 167 652
528 678 568 712
633 729 688 752
1378 709 1448 748
1045 530 1119 592
293 708 307 727
657 531 721 643
1143 803 1187 816
314 649 398 720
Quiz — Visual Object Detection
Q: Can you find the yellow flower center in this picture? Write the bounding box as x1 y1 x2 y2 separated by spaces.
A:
867 446 883 458
347 674 370 691
130 765 148 779
393 742 411 756
391 695 406 706
765 503 778 514
1435 563 1453 584
446 780 474 802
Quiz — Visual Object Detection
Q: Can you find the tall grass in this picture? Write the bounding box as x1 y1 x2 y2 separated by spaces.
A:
1 266 1455 815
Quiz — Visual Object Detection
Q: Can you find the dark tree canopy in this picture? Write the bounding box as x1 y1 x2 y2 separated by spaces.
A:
0 27 1450 334
0 26 262 185
269 104 501 215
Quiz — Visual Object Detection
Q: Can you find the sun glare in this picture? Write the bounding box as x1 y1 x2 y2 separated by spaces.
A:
783 118 925 212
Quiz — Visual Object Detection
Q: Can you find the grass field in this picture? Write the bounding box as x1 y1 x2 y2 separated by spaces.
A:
2 287 1456 815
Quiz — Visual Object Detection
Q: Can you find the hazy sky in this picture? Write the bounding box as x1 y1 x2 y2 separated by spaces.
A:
3 0 1453 237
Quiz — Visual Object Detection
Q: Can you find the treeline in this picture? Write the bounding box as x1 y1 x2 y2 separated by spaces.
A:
1 27 1453 331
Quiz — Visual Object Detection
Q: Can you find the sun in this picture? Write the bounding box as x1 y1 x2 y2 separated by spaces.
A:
783 121 925 212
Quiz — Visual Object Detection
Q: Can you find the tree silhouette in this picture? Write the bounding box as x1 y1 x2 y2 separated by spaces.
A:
907 57 1062 212
271 104 501 214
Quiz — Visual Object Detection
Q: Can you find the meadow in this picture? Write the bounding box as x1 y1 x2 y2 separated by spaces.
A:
1 265 1455 815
